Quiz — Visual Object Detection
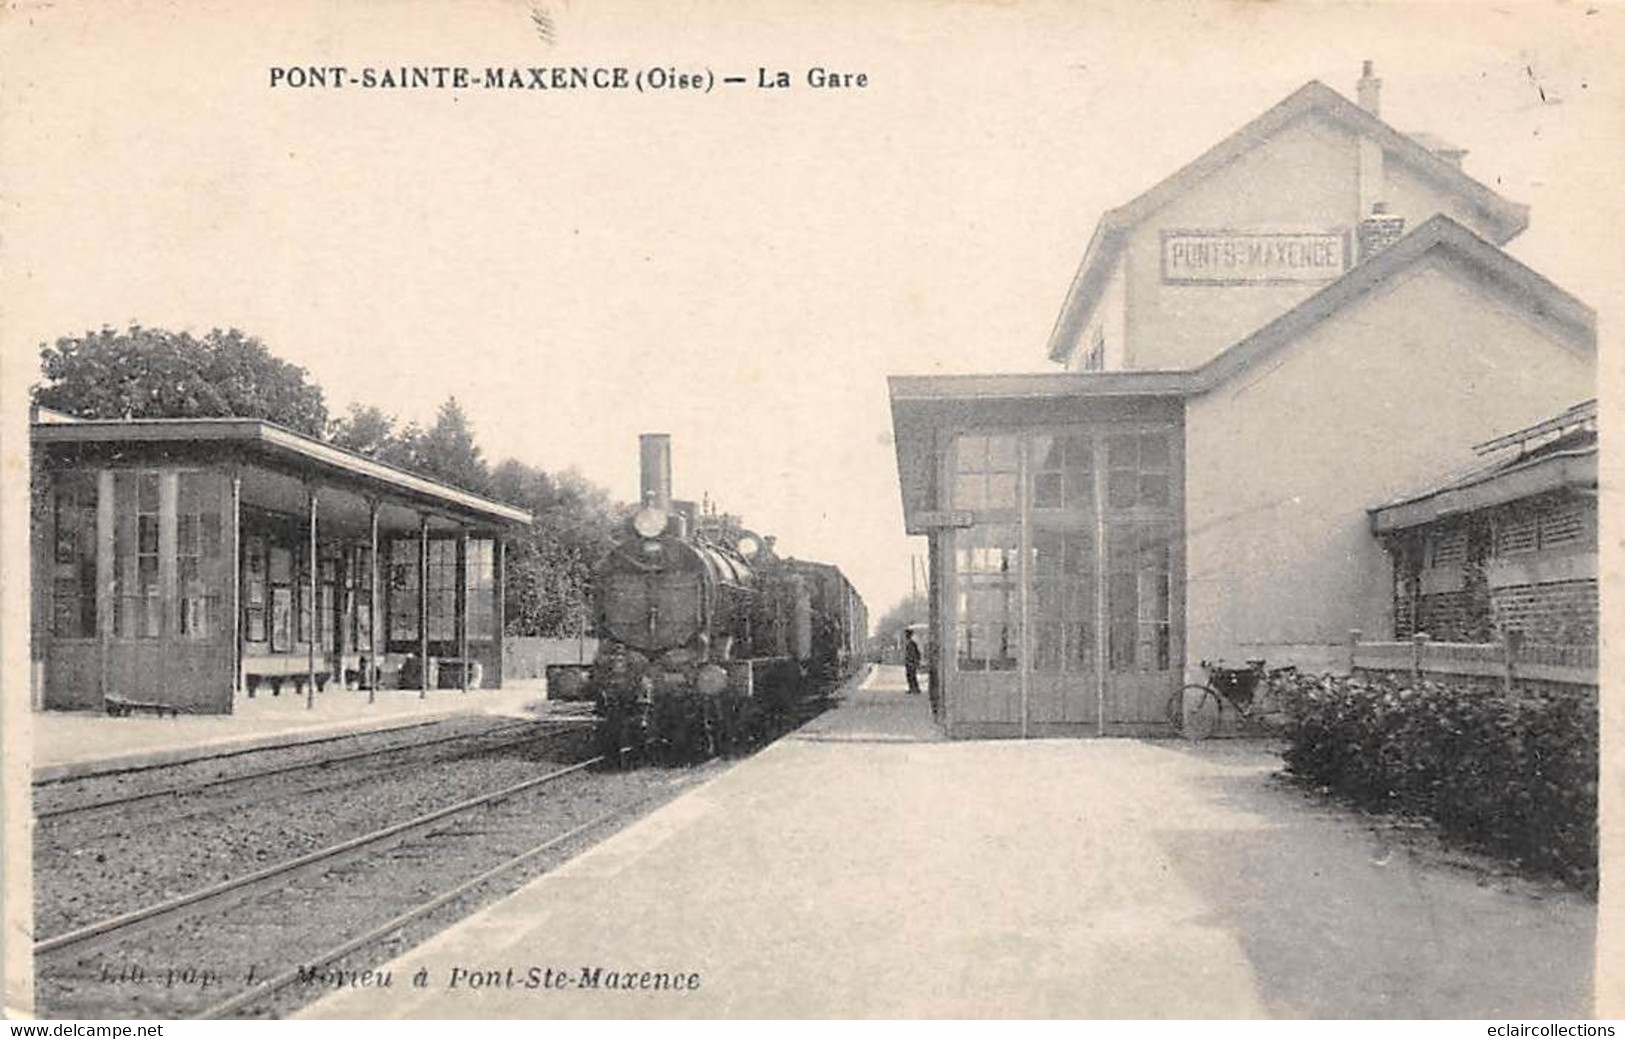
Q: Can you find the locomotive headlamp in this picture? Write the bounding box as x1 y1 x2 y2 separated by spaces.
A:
735 535 760 558
632 506 668 538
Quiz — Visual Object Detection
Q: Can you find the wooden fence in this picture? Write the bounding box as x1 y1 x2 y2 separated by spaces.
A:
1347 629 1596 688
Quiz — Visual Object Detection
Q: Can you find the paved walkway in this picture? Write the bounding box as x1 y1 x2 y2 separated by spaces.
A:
304 667 1594 1019
33 680 549 780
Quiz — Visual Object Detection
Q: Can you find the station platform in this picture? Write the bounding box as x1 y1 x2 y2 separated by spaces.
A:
303 666 1593 1019
32 680 551 783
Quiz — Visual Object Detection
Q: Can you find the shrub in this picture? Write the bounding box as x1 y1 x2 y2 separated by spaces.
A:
1272 670 1597 893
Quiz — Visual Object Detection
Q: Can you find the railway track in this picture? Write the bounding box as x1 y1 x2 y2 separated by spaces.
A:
36 747 701 1019
36 716 584 821
33 718 595 939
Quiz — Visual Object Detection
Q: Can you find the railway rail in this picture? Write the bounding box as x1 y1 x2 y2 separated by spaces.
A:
35 716 584 820
36 745 699 1019
34 718 594 940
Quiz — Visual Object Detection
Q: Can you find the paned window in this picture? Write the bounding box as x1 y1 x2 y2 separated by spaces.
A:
1030 433 1094 511
51 475 98 638
245 536 268 643
176 472 221 640
318 549 338 650
1106 431 1171 510
352 546 374 652
954 524 1019 671
269 545 293 651
426 539 458 642
389 538 420 642
952 434 1019 511
115 472 163 638
1107 520 1171 672
465 539 496 639
1029 529 1095 674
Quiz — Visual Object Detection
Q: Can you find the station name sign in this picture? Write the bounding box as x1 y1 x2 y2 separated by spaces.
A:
1161 230 1349 284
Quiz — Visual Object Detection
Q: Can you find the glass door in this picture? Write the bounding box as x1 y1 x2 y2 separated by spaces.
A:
1028 432 1099 727
949 435 1022 726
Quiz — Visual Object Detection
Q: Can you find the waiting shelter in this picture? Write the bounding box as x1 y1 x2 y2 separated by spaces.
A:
29 408 531 713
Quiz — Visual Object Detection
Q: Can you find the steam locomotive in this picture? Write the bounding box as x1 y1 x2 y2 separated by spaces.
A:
547 434 867 765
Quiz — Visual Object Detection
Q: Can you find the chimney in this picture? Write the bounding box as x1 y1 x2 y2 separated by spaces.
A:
1357 59 1381 116
639 433 672 511
1357 201 1406 262
1356 60 1386 219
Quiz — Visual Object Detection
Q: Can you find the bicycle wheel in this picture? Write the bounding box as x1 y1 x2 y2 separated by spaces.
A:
1178 684 1221 740
1165 686 1188 732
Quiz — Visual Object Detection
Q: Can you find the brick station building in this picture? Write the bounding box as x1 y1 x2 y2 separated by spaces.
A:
887 64 1596 738
29 408 531 714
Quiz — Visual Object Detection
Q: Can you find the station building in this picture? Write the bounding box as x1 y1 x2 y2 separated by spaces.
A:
29 408 531 714
888 64 1597 737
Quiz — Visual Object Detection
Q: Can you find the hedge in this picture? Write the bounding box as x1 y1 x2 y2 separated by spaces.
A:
1270 670 1597 893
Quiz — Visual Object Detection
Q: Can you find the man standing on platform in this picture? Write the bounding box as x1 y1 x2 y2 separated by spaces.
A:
903 628 922 696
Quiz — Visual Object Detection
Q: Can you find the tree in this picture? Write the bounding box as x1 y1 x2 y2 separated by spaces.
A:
413 397 491 495
490 460 624 638
34 325 328 436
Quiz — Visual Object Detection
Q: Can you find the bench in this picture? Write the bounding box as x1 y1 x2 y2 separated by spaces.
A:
104 694 191 718
243 655 341 698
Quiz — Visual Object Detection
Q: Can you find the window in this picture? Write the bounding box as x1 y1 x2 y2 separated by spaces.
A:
245 536 268 643
115 471 162 638
352 546 374 652
50 475 98 638
954 524 1019 671
1107 520 1171 672
1030 433 1094 511
952 434 1019 511
388 538 420 642
318 549 338 650
295 543 313 644
176 472 221 640
1030 529 1095 674
426 539 457 642
1537 503 1587 550
465 539 496 639
1494 499 1593 557
1083 326 1106 372
1106 431 1170 509
269 545 293 651
1424 528 1467 568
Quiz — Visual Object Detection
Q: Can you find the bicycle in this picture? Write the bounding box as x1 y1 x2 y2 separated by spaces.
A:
1165 659 1295 740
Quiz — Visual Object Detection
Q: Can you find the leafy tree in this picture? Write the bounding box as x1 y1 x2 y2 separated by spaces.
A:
490 460 624 637
34 325 328 436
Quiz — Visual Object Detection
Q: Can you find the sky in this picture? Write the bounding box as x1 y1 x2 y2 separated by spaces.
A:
4 0 1622 626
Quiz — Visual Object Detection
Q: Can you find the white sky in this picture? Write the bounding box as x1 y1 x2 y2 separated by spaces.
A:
4 0 1622 624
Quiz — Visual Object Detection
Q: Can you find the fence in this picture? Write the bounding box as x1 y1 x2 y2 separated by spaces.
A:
1347 629 1596 688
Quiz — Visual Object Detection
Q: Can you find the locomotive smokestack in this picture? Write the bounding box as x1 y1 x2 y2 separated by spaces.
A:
639 433 673 511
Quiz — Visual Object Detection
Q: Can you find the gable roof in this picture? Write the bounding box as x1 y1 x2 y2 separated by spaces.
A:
1189 214 1594 392
1045 80 1532 363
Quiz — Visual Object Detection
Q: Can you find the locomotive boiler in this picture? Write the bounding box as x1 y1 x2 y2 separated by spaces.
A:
547 434 865 765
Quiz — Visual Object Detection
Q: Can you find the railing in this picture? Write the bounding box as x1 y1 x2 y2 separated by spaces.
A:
1347 629 1596 688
